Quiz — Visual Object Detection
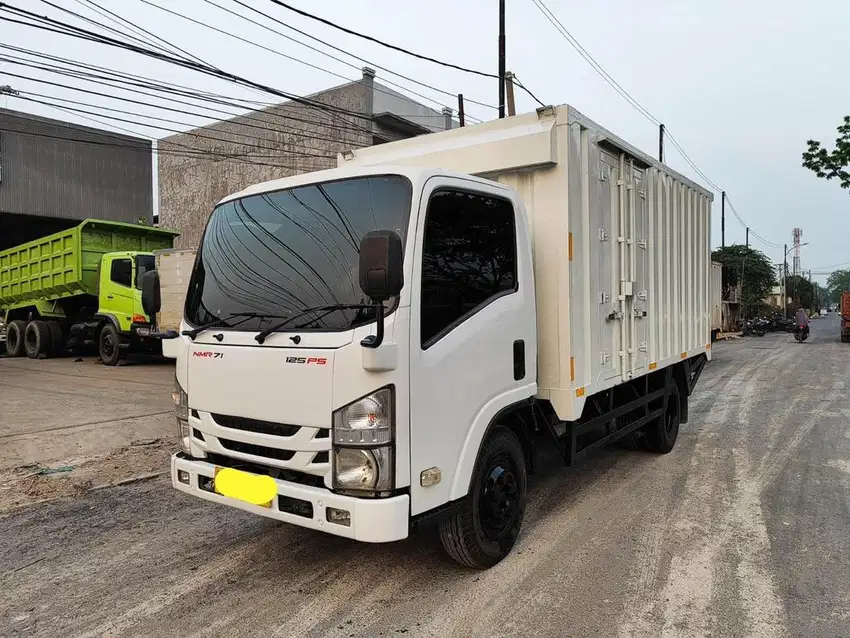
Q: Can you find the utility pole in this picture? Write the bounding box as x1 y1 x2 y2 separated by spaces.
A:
746 227 749 248
498 0 506 118
721 191 726 248
457 94 465 127
658 123 665 163
783 243 788 317
504 71 516 116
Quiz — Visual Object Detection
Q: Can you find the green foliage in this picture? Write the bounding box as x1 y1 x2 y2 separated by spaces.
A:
784 274 818 309
711 245 776 312
802 116 850 190
827 269 850 303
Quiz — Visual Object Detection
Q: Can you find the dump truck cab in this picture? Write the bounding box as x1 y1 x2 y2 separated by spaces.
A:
95 251 157 333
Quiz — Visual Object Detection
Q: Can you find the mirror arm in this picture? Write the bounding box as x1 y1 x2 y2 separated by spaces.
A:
360 302 385 348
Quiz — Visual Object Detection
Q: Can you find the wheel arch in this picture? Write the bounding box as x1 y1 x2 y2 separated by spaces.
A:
448 389 536 502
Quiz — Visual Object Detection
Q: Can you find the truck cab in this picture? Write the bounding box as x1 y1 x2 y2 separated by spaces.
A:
158 167 537 566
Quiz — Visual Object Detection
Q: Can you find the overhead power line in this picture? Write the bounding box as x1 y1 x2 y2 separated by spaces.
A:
530 0 782 250
0 2 379 135
208 0 492 115
10 91 338 161
0 45 373 137
267 0 498 79
140 0 484 121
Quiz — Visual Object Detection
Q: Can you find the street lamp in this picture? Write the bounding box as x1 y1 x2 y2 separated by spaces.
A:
783 243 810 316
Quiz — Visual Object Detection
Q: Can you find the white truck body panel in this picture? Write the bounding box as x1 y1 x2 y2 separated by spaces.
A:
711 261 723 334
154 248 196 358
340 105 713 421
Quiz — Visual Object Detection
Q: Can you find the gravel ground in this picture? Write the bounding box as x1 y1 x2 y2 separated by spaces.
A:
1 315 849 637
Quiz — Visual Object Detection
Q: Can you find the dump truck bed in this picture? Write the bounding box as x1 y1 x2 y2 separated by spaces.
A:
0 219 178 309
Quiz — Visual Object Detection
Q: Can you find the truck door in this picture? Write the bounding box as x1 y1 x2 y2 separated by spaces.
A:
100 255 135 331
408 178 535 516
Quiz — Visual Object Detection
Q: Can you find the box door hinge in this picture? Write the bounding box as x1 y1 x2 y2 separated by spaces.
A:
598 228 609 242
600 351 611 364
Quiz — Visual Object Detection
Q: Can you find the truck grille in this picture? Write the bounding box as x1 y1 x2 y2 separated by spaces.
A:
218 438 296 461
212 413 300 438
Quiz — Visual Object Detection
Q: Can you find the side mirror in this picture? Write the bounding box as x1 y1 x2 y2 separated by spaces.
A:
141 270 161 319
359 230 404 303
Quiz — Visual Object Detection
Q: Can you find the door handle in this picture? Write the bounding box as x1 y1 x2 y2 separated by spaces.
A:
107 295 114 299
513 340 526 381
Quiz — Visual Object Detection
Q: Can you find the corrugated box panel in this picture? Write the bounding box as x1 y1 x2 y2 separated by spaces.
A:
155 248 196 331
710 262 723 332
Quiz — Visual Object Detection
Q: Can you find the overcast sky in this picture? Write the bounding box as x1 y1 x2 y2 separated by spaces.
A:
2 0 849 280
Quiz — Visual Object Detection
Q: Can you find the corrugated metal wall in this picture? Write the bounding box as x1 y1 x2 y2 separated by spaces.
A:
0 109 153 223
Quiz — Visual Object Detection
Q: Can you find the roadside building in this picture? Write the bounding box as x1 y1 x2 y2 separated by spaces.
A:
0 108 153 250
158 68 458 249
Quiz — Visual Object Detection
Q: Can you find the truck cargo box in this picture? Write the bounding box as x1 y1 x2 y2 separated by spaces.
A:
711 261 723 335
154 248 196 357
0 219 177 309
339 105 713 420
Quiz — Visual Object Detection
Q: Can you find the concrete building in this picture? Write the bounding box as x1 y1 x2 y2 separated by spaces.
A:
158 68 458 249
0 108 153 250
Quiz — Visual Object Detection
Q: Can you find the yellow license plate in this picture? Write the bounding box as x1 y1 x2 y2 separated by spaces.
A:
213 467 277 508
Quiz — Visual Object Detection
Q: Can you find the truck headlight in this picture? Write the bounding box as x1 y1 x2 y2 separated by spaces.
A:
332 387 394 493
172 377 190 454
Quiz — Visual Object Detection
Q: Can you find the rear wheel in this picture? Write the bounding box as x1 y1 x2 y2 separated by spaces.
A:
98 323 122 366
24 320 51 359
6 320 27 357
46 321 64 356
645 382 681 454
439 426 527 569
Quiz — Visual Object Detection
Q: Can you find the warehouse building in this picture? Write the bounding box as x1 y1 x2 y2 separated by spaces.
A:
158 68 459 249
0 108 153 250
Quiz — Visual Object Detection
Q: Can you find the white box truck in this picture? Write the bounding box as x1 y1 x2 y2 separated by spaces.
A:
144 105 712 568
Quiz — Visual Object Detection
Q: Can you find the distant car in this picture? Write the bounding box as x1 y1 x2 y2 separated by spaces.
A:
821 309 829 316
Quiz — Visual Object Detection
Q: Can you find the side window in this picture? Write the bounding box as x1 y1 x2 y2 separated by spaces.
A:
420 189 517 348
110 258 133 288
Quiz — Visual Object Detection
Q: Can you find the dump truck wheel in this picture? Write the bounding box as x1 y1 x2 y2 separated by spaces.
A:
439 426 527 569
6 320 27 357
24 320 51 359
46 321 65 356
98 323 122 366
645 383 681 454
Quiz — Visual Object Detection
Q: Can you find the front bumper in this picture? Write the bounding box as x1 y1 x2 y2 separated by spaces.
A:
171 453 410 543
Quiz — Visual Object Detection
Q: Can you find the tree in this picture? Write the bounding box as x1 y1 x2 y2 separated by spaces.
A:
784 274 816 310
802 116 850 191
711 245 776 315
827 269 850 303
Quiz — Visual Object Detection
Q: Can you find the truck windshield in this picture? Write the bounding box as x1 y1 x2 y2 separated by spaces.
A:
185 174 412 332
135 255 155 290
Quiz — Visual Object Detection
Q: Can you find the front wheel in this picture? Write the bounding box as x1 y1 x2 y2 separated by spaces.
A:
794 332 801 342
439 426 527 569
98 323 123 366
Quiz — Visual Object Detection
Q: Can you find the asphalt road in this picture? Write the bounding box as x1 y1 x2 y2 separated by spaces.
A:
2 315 849 637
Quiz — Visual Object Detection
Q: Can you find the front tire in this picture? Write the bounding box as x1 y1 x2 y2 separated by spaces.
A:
645 383 681 454
6 320 26 357
438 426 527 569
98 323 122 366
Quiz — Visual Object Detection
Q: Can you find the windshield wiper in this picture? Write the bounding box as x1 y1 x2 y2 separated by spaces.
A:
182 312 266 340
254 304 373 344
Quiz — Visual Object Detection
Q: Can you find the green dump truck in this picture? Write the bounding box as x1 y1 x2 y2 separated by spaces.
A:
0 219 178 365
